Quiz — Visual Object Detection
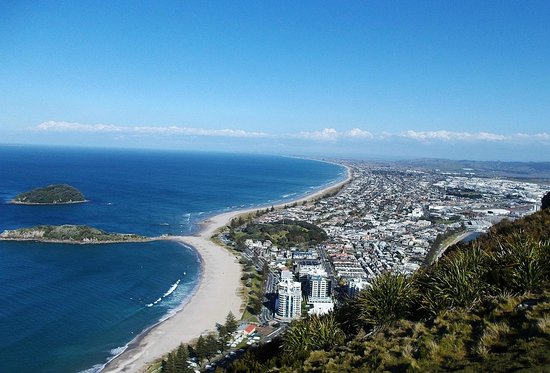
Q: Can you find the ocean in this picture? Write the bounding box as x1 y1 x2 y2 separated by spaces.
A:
0 145 344 372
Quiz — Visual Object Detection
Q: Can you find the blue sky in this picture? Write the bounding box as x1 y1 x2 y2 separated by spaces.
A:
1 1 549 161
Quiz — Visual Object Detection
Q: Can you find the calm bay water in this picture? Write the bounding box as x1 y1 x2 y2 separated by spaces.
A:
0 145 344 372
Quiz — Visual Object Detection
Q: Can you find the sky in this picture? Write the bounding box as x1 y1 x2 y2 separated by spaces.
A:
1 1 549 161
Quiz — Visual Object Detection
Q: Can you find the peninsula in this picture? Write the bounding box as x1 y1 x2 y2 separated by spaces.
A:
0 225 151 244
11 184 86 204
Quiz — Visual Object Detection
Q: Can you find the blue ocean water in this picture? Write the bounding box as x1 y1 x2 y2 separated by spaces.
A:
0 145 344 372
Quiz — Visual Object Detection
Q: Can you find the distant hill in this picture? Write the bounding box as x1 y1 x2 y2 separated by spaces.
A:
11 184 86 204
396 158 550 179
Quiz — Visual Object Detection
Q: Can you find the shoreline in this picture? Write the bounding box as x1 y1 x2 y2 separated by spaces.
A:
103 162 352 372
10 199 88 205
0 237 155 244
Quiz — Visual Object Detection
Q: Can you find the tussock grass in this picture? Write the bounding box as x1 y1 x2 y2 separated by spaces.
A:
475 322 511 357
536 314 550 334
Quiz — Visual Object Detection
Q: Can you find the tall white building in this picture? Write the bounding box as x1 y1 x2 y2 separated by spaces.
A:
305 269 333 316
277 278 302 321
308 269 329 301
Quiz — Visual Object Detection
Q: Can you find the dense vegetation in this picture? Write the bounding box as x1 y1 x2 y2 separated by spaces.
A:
160 312 238 372
224 208 550 372
12 184 86 204
229 220 328 250
239 260 270 318
0 225 147 243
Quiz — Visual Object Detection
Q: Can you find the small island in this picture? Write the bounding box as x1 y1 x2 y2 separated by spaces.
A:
11 184 86 205
0 225 152 244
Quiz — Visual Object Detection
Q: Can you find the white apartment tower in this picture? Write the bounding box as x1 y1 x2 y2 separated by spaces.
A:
277 278 302 320
308 272 329 300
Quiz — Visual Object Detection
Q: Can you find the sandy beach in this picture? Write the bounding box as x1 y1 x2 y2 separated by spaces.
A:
103 163 351 372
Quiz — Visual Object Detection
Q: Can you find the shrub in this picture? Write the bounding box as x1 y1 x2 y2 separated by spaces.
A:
355 272 418 328
491 234 548 293
282 314 345 356
421 245 489 315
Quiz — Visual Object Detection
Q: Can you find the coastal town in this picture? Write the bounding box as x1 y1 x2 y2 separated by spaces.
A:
226 160 548 327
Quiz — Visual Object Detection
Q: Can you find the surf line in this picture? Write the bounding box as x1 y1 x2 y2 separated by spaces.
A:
146 279 181 307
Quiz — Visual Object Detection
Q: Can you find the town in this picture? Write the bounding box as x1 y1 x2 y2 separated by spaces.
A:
225 160 548 326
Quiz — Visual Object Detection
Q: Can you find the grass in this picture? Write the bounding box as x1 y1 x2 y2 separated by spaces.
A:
537 314 550 334
476 321 511 357
240 308 259 323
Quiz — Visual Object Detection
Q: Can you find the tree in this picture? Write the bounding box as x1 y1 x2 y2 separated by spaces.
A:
261 262 270 281
195 335 208 362
162 352 177 373
217 324 230 352
225 311 238 334
542 191 550 210
205 333 220 360
249 295 263 315
174 343 191 372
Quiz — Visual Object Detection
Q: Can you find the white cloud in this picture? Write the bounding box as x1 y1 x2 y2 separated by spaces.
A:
293 127 374 140
37 121 123 132
346 128 374 139
37 121 270 138
35 121 549 144
399 130 550 143
515 132 550 141
294 128 340 140
400 130 510 142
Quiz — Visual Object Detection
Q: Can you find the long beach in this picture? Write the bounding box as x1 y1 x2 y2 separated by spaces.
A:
103 163 351 372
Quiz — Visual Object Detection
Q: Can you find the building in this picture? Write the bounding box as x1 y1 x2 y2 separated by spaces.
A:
277 278 302 321
347 277 369 297
307 269 329 300
297 259 323 280
308 298 334 316
280 269 294 281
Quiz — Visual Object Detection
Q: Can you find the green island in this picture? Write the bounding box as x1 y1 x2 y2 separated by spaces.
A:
11 184 86 204
0 225 150 244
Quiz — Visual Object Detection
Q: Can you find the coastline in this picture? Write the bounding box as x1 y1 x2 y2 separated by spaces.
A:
0 237 155 244
103 162 352 372
10 199 88 205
